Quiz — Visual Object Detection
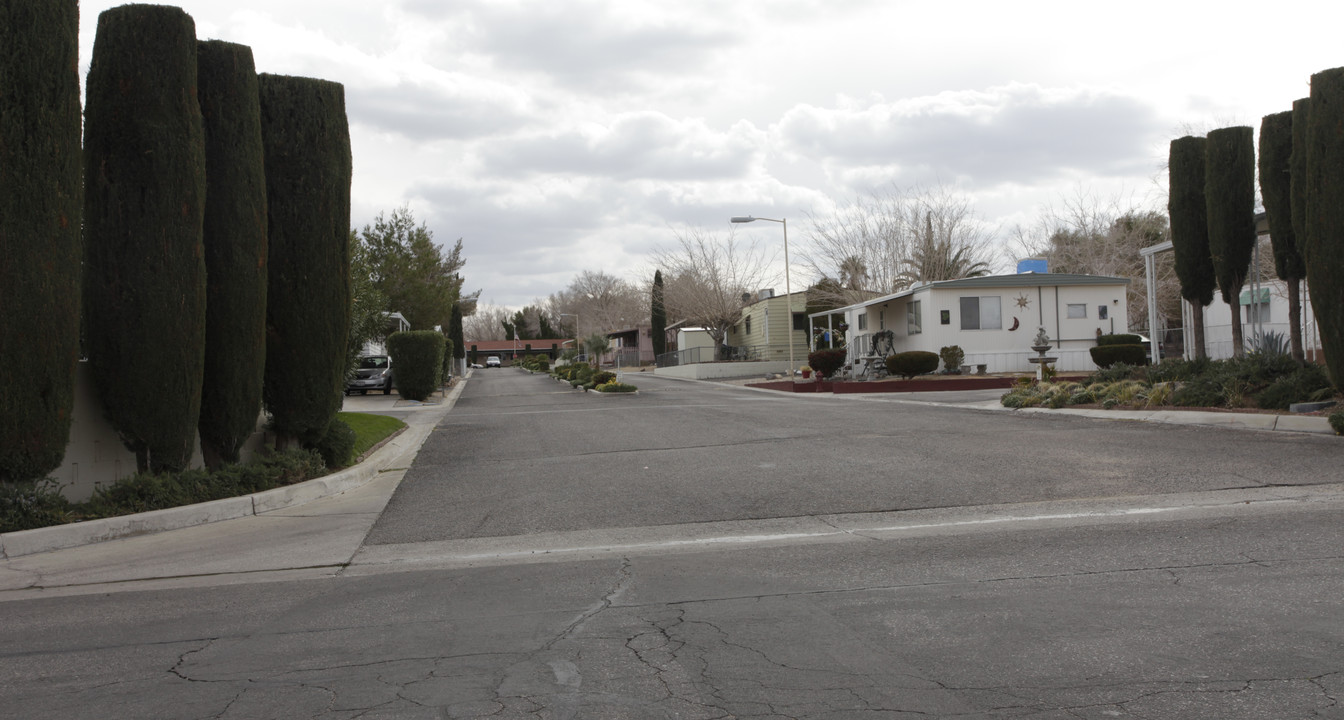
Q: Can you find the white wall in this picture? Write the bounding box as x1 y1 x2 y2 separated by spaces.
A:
655 360 792 380
50 362 269 502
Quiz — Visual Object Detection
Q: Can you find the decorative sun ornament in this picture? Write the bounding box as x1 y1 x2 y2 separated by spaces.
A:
1015 293 1031 309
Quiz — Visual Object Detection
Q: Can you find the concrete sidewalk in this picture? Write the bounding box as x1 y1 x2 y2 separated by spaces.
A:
0 377 466 593
702 375 1338 437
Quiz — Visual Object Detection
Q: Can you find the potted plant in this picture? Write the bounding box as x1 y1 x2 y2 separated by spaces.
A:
799 365 813 379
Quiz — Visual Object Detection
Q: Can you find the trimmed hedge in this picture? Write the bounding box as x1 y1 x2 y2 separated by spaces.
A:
885 351 939 379
387 331 445 401
0 0 82 483
83 5 207 473
1290 98 1311 260
1090 344 1147 369
1096 333 1143 346
1306 68 1344 387
259 74 353 445
807 348 847 378
197 40 269 466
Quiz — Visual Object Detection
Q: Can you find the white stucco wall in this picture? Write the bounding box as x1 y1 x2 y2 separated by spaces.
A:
844 278 1130 373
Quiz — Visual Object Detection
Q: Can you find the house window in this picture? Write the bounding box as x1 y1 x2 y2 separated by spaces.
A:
744 315 752 335
857 312 868 330
907 300 922 335
1098 305 1109 320
959 296 1002 330
1067 303 1087 319
1246 300 1270 324
792 312 807 331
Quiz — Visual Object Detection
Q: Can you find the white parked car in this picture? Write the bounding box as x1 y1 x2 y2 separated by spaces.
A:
486 355 501 368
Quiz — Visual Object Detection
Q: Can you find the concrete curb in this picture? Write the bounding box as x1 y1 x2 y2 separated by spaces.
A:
0 380 467 559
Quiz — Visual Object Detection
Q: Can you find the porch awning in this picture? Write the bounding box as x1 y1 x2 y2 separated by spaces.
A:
1239 287 1270 305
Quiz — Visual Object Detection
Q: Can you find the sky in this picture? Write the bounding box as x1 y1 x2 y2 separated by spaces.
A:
79 0 1344 310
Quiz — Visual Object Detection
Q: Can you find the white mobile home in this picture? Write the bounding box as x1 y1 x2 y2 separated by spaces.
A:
828 273 1132 374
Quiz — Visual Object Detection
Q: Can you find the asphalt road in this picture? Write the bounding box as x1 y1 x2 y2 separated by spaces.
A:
3 370 1342 719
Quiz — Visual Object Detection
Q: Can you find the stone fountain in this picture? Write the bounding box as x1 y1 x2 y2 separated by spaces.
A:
1026 327 1057 380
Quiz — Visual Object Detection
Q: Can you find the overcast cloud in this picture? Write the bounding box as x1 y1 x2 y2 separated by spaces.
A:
79 0 1344 309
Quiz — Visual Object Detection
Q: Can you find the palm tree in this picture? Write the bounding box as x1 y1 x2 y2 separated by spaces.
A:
901 213 991 284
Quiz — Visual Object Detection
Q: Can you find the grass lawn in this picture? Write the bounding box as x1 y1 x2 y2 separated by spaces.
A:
338 412 407 462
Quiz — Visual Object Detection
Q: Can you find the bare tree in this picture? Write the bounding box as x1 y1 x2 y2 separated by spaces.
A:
1011 190 1180 333
651 226 776 345
799 183 996 308
463 303 511 341
546 270 645 337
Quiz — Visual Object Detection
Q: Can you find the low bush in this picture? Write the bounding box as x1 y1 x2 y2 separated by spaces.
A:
939 345 965 373
1 479 72 532
1147 357 1208 384
885 351 940 379
1171 378 1225 407
593 370 617 385
1255 365 1333 410
1096 333 1144 346
1330 409 1344 436
807 348 847 378
1091 362 1141 384
1090 344 1146 368
313 418 356 468
596 381 637 393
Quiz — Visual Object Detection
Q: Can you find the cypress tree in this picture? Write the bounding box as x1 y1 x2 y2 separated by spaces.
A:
196 40 268 467
449 302 465 363
259 74 352 447
651 270 667 358
1305 68 1344 386
1204 126 1257 359
1258 111 1306 361
0 0 81 483
83 5 207 473
1290 98 1311 262
1168 136 1216 359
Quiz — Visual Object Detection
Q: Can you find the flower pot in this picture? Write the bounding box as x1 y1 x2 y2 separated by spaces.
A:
801 370 812 379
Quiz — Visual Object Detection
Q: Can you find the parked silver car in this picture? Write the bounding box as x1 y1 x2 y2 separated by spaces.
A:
346 355 393 395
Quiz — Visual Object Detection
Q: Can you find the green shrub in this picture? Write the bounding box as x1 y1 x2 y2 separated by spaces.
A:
593 370 617 385
885 351 940 379
938 345 965 373
83 5 207 473
0 0 82 484
197 40 269 467
807 348 847 378
1147 357 1208 384
1090 344 1147 369
596 382 637 393
313 418 356 468
259 73 352 447
387 330 446 401
1305 69 1344 387
1096 333 1143 346
1330 409 1344 436
0 479 73 532
82 448 324 519
1172 378 1225 407
1256 365 1333 410
1091 362 1141 384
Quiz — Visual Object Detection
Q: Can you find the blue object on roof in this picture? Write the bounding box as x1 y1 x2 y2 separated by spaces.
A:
1017 258 1048 274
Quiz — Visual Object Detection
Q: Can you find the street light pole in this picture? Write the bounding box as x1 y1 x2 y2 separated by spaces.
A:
559 312 579 363
730 215 794 379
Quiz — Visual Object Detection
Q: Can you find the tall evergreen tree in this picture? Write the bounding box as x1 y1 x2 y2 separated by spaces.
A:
1305 68 1344 386
448 302 466 366
259 74 352 447
1204 127 1257 358
196 40 268 466
0 0 82 483
1258 111 1306 362
1168 136 1216 359
1290 98 1311 262
650 270 667 357
83 5 207 473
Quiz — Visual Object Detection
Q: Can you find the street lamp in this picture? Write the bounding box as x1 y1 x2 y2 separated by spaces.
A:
559 312 579 361
730 215 795 379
